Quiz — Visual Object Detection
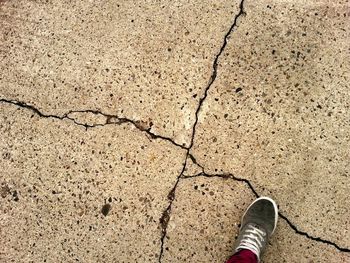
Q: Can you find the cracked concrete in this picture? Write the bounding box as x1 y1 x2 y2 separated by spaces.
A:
0 98 187 150
191 0 350 251
0 0 241 147
161 176 350 262
1 0 350 262
0 103 186 262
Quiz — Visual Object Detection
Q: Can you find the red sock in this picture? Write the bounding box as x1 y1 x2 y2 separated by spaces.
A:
226 249 258 263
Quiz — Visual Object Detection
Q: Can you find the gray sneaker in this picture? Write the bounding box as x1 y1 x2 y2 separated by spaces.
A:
233 197 278 262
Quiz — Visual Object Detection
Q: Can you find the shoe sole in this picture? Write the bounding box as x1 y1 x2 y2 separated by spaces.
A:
241 196 279 235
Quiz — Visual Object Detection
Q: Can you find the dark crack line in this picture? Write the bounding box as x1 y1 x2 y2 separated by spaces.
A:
158 1 247 261
188 152 205 173
0 97 190 260
188 0 245 149
158 150 189 262
2 0 348 255
184 172 350 253
0 98 187 150
0 98 67 120
279 213 350 253
184 172 259 198
176 0 350 251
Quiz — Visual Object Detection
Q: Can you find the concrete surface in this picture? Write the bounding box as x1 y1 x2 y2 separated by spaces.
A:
1 0 349 262
0 0 240 147
0 104 186 262
191 0 350 248
162 177 350 263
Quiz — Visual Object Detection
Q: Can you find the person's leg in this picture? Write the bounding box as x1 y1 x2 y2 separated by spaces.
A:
225 197 278 263
226 249 257 263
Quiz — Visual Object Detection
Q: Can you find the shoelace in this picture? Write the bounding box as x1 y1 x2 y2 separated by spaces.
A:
236 224 266 259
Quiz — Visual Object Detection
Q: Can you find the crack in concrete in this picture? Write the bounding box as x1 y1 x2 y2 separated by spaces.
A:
156 0 350 255
183 172 350 253
158 0 247 261
1 0 349 256
188 152 205 173
279 213 350 253
158 156 188 262
188 0 246 150
0 98 187 150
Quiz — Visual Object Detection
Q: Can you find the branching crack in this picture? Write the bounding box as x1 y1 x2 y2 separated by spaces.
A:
158 0 246 261
1 0 349 257
156 0 350 256
183 172 350 253
0 98 187 150
188 152 205 173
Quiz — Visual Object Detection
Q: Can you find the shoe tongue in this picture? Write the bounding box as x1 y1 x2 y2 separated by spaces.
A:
247 223 267 235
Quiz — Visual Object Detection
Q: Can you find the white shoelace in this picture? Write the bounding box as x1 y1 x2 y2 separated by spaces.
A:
236 224 266 260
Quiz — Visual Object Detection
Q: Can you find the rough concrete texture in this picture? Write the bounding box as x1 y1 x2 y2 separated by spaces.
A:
182 155 204 177
191 0 350 249
1 0 350 262
161 176 253 262
0 0 241 146
0 104 186 262
162 176 350 263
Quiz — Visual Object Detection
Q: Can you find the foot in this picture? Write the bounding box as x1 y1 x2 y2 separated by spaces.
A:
233 197 278 262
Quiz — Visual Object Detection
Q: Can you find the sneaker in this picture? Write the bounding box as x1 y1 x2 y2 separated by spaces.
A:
233 197 278 262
